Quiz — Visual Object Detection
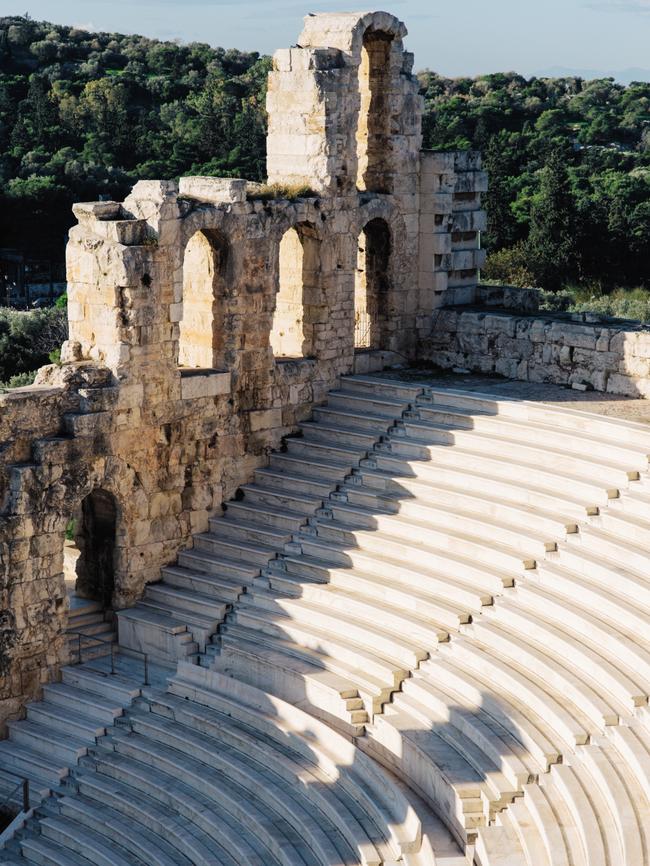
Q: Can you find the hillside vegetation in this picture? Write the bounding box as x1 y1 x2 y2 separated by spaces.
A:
0 15 648 296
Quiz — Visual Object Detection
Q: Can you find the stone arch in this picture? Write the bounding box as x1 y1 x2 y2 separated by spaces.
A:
352 199 407 352
178 228 229 370
271 222 321 359
72 488 118 609
355 27 395 193
355 217 391 349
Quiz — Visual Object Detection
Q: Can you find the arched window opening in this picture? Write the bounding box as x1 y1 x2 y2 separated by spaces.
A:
179 229 228 370
72 489 118 609
271 224 320 359
356 29 393 193
355 218 391 349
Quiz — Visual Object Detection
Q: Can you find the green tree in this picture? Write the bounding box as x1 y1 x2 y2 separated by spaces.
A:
526 148 577 290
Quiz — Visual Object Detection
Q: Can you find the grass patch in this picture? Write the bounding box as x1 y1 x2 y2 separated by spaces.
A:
247 183 316 202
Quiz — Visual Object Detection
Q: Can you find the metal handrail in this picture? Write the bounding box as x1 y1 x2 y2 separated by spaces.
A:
68 631 116 676
0 770 29 815
67 631 149 686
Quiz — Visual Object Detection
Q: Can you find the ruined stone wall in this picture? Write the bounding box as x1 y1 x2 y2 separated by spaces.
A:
424 306 650 398
0 9 488 729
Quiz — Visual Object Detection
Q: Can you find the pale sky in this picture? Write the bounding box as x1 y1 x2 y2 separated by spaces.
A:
3 0 650 79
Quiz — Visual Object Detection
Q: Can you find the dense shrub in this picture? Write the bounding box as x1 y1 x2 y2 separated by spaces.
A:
0 306 67 382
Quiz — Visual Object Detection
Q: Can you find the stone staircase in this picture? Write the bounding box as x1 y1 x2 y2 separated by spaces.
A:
3 373 650 865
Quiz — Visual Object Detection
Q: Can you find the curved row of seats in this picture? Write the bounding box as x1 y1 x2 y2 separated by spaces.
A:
211 376 650 865
5 666 448 866
5 374 650 866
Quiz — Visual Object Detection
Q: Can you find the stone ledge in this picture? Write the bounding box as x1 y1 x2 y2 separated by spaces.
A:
179 369 232 400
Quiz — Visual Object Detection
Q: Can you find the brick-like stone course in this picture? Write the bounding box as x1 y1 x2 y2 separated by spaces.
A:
424 305 650 399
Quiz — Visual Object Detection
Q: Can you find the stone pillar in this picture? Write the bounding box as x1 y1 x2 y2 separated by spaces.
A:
418 151 487 314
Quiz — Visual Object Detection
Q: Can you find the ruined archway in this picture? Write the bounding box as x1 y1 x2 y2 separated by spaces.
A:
355 217 391 349
179 228 229 370
271 223 320 359
73 488 118 609
356 28 394 193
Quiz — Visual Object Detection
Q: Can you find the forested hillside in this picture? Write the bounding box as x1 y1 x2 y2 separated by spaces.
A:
0 15 269 258
0 14 648 295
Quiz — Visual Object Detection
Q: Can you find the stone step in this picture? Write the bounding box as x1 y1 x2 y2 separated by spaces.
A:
25 701 105 742
116 608 198 662
391 422 636 490
233 593 427 669
221 621 392 715
125 709 363 866
269 451 352 482
393 691 519 818
399 673 534 789
208 513 292 547
254 575 449 648
71 757 228 866
226 607 405 688
285 435 367 465
323 499 536 571
253 467 337 499
564 523 650 576
421 387 650 451
143 691 391 866
310 518 512 594
299 420 380 449
273 551 483 628
18 834 96 866
36 814 140 866
342 375 425 403
176 547 260 581
312 405 398 434
607 485 650 520
594 504 650 546
74 764 241 866
361 457 594 521
223 499 309 531
372 441 613 510
169 663 423 858
41 683 125 726
475 821 529 866
66 610 110 630
135 601 218 652
532 558 650 633
159 564 244 602
0 740 68 788
362 701 488 848
103 728 341 866
238 482 324 516
462 620 624 729
214 636 368 737
414 402 650 470
7 720 88 766
144 583 228 621
417 657 562 771
438 639 594 748
546 541 650 611
481 599 648 713
192 532 278 567
57 794 192 866
511 581 650 698
327 387 413 417
61 666 141 706
290 535 493 609
578 739 650 865
352 473 577 537
340 487 557 557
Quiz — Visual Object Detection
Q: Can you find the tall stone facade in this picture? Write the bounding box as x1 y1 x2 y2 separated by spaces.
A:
0 10 488 730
